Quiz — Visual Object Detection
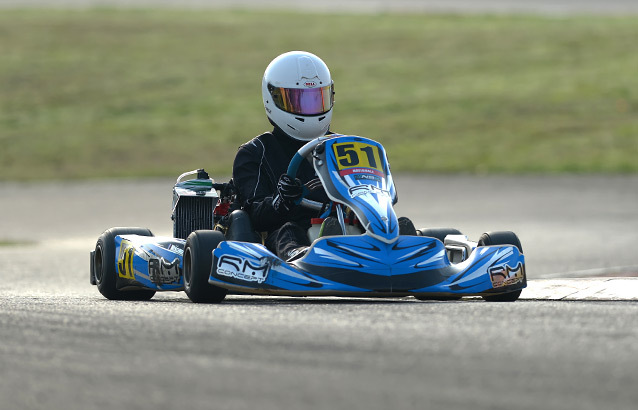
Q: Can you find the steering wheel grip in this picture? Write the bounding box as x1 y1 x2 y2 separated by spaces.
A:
286 137 331 211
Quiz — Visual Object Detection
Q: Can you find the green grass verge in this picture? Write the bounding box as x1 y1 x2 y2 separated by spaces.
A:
1 9 637 180
0 240 35 247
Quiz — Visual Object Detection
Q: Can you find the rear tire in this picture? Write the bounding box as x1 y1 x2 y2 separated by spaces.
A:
415 227 464 300
478 231 523 302
478 231 523 253
184 230 228 303
417 228 462 243
94 227 156 301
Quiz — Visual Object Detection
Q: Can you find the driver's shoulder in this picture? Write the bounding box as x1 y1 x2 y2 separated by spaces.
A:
238 131 278 154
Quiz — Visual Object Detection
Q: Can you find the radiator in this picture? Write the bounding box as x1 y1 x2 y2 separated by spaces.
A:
172 195 215 239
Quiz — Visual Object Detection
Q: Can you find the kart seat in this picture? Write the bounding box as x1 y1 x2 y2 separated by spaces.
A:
224 210 262 243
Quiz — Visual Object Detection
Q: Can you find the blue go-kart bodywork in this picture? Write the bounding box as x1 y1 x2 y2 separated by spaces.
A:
90 135 526 302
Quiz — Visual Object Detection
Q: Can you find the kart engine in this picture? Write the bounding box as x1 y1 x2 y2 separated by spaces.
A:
171 169 220 239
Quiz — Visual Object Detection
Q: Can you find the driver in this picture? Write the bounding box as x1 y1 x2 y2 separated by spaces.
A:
232 51 415 261
232 51 335 260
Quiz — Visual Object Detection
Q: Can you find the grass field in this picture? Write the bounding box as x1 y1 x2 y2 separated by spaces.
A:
1 9 637 180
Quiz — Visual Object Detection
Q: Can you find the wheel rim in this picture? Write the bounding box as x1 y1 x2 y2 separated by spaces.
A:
95 245 104 284
183 248 192 288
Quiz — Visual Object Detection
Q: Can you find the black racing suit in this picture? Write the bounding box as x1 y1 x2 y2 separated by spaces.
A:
232 127 330 259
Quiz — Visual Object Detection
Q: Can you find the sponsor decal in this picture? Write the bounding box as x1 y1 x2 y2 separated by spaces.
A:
348 184 391 199
148 257 181 285
155 241 184 256
216 255 269 284
168 244 184 256
117 239 136 280
489 263 525 288
304 81 317 87
354 174 380 182
339 167 385 178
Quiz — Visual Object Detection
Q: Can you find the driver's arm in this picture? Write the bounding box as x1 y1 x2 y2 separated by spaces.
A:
232 142 289 232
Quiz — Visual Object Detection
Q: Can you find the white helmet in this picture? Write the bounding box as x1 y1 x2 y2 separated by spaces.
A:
262 51 334 141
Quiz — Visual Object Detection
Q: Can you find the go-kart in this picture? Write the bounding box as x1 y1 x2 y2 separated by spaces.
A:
90 134 526 303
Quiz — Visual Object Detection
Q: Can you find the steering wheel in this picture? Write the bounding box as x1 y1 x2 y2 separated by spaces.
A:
286 136 333 211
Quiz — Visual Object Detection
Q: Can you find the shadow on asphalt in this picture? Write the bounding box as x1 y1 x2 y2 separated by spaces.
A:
106 295 530 305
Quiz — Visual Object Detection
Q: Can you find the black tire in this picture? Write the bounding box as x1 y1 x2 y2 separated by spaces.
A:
417 228 463 243
478 231 523 302
398 217 418 236
184 230 228 303
478 231 523 253
94 227 156 301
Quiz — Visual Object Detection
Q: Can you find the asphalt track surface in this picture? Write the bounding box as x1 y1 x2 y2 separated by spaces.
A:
2 2 638 410
1 175 638 410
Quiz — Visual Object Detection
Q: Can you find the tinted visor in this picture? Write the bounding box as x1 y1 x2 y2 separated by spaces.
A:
268 83 334 115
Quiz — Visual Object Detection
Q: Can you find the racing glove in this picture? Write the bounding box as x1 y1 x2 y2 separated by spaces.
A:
272 174 303 214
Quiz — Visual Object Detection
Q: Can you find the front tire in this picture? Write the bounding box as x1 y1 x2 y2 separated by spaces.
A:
478 231 523 302
183 230 228 303
94 227 156 301
417 228 463 243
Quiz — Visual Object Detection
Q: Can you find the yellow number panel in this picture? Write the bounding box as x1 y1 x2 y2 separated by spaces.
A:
332 141 383 173
117 239 136 280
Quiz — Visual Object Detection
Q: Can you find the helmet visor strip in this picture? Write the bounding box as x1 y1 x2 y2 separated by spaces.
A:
268 83 334 115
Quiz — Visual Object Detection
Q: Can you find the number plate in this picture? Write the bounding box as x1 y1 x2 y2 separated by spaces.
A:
332 141 384 174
